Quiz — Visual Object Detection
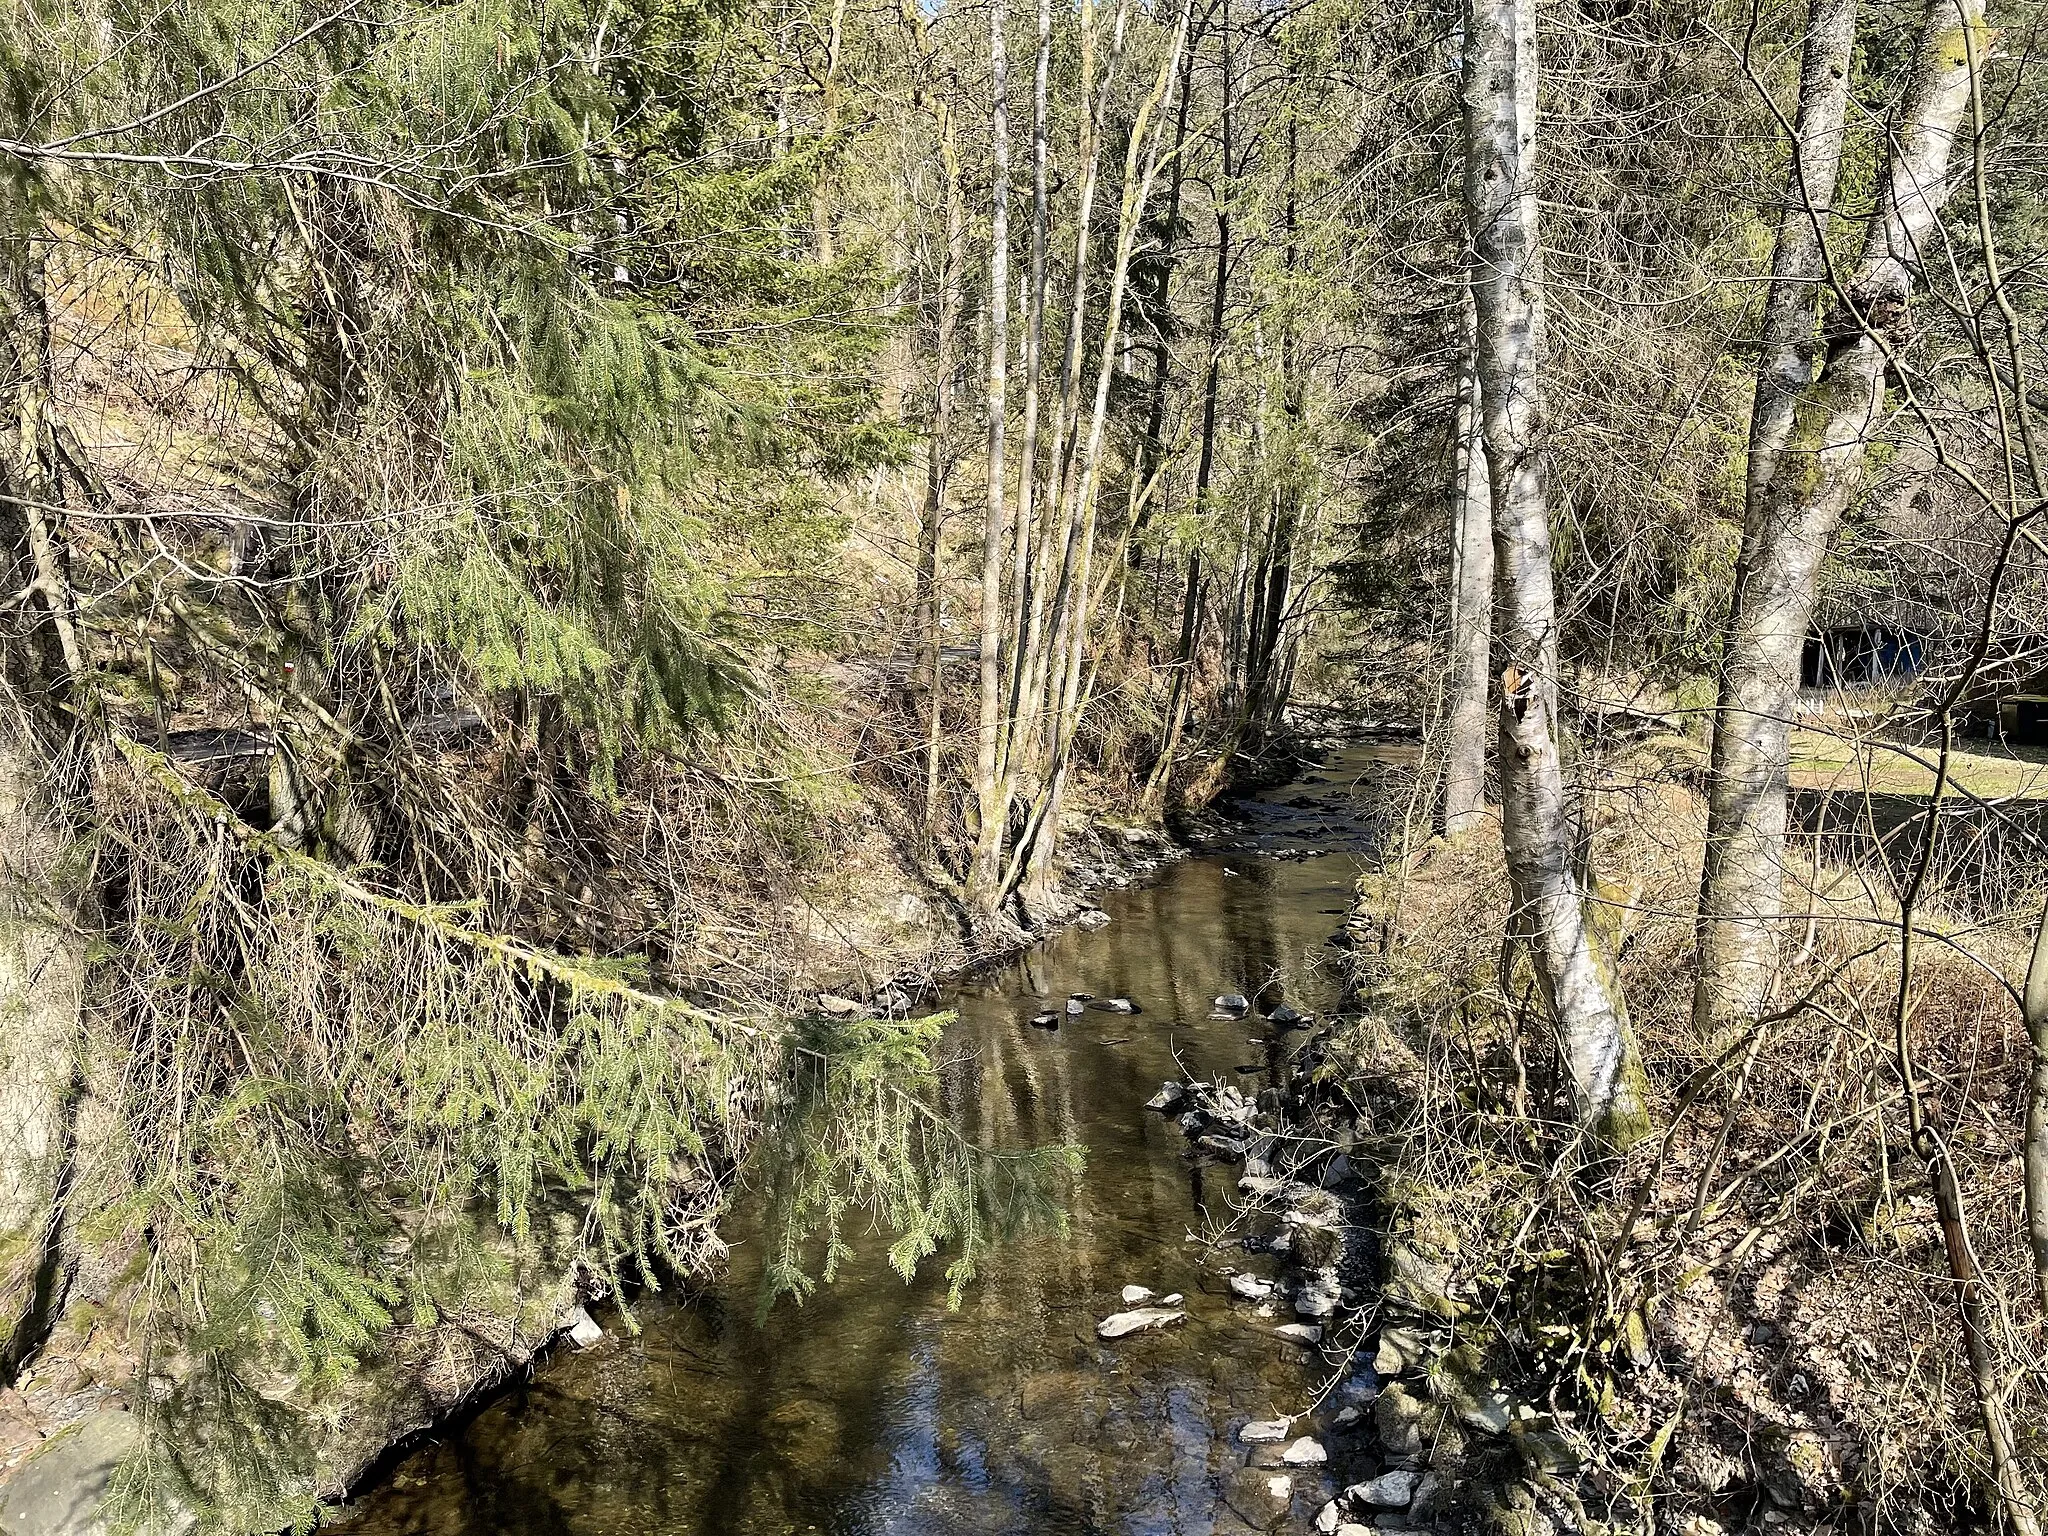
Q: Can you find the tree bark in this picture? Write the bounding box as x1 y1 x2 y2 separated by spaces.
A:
1462 0 1648 1147
1444 286 1493 835
1144 1 1233 803
966 0 1013 910
919 102 968 838
1696 0 1981 1041
1693 0 1857 1041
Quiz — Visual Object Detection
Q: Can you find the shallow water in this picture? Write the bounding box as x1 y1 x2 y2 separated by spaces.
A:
336 742 1415 1536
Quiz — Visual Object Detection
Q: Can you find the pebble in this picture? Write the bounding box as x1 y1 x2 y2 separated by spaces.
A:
1214 993 1250 1013
1121 1285 1153 1305
1282 1436 1327 1466
1239 1419 1292 1444
1029 1012 1060 1029
1065 998 1087 1015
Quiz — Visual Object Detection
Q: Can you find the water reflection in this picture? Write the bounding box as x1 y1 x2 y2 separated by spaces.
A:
338 743 1413 1536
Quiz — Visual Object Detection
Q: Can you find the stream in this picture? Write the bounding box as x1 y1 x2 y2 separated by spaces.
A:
336 740 1416 1536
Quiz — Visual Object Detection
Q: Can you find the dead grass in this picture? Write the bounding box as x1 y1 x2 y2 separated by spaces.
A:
1346 747 2047 1535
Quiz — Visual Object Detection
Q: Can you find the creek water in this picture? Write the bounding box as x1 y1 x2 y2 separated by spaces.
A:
337 740 1415 1536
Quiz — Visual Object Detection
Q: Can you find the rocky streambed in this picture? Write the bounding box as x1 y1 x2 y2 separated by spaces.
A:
333 739 1451 1536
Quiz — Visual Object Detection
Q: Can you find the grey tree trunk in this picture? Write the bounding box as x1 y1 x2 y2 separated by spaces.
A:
0 732 86 1375
1444 287 1492 836
1696 0 1981 1040
967 0 1013 910
1693 0 1858 1041
1462 0 1648 1147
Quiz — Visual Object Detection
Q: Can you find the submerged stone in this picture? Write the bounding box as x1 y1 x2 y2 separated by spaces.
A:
1095 1306 1185 1339
1239 1418 1292 1444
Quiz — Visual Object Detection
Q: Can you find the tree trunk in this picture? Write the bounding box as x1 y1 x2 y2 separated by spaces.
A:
0 238 88 1378
920 103 968 838
966 0 1013 910
1462 0 1648 1147
1696 0 1980 1041
813 0 851 265
1144 4 1233 803
1693 0 1858 1041
1444 287 1492 836
1019 0 1191 901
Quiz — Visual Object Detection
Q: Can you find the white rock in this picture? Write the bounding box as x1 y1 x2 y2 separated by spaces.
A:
1333 1404 1363 1427
1354 1468 1421 1507
1336 1526 1373 1536
1145 1082 1185 1112
1239 1174 1285 1198
1160 1292 1183 1306
1295 1272 1341 1317
1274 1323 1323 1344
1229 1272 1275 1302
1096 1306 1185 1339
1282 1436 1327 1466
563 1305 604 1349
1121 1285 1154 1305
1239 1418 1292 1444
1316 1499 1342 1534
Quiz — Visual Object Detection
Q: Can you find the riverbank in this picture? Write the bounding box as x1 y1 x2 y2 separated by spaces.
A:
0 717 1330 1536
1330 758 2040 1536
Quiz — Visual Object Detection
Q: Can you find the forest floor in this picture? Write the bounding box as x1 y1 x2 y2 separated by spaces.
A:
1337 754 2031 1536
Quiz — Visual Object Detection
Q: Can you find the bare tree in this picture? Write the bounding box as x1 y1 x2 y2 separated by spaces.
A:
1697 0 1983 1041
1444 284 1492 836
1693 0 1857 1042
1463 0 1648 1146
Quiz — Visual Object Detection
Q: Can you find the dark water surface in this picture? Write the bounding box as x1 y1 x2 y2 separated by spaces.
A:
336 743 1414 1536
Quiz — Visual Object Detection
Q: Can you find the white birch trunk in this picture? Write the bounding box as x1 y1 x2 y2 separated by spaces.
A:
967 0 1014 909
1697 0 1981 1038
1463 0 1648 1147
1444 286 1492 837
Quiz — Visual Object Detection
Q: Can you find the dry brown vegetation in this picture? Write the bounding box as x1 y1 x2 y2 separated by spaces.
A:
1344 749 2045 1534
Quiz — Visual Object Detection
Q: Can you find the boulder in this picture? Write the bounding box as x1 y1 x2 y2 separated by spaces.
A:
1095 1306 1185 1339
1145 1082 1186 1112
563 1305 604 1349
1214 993 1251 1013
1065 998 1087 1015
1294 1271 1341 1318
1373 1326 1428 1376
0 1410 146 1536
1373 1384 1432 1459
1353 1469 1420 1508
1316 1499 1342 1534
1228 1273 1275 1302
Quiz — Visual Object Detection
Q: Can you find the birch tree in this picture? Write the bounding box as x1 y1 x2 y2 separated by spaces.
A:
1696 0 1983 1040
1463 0 1648 1147
1444 286 1492 836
